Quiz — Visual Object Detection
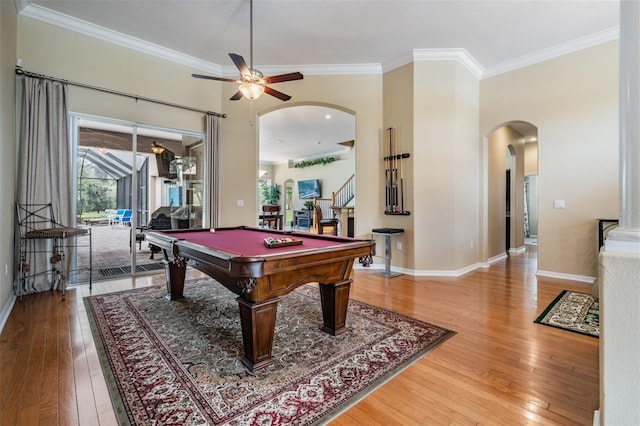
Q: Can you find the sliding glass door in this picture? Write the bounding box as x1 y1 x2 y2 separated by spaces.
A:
71 113 205 280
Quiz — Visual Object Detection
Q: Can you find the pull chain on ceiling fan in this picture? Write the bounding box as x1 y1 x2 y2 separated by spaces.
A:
192 0 303 101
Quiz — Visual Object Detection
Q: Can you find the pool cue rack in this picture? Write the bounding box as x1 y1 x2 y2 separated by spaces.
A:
383 127 411 215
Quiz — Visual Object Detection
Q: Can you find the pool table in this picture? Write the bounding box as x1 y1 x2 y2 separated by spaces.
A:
145 226 374 370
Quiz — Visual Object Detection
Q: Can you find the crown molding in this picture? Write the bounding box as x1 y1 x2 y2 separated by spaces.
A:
482 26 619 79
19 4 223 75
413 48 484 79
381 48 485 79
381 51 415 74
14 0 30 13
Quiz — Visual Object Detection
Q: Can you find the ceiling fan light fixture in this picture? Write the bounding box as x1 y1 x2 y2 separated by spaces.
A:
151 141 165 154
239 82 265 100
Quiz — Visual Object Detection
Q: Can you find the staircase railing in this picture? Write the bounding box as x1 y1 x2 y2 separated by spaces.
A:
331 173 355 209
311 174 355 230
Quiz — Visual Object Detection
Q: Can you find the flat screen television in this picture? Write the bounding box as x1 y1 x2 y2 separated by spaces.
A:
298 179 321 199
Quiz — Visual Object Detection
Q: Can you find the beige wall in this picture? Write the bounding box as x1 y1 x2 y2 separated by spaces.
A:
17 17 221 133
0 1 18 322
481 41 619 279
382 63 414 269
524 141 538 176
383 61 480 273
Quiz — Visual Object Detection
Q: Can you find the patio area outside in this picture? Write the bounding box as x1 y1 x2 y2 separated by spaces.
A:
75 223 164 282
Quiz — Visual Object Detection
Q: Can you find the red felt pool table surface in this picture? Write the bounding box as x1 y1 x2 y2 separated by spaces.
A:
159 227 353 257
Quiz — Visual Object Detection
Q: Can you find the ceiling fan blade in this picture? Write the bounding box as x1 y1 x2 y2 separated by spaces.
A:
229 91 244 101
265 72 304 84
264 86 292 101
192 73 237 83
229 53 251 77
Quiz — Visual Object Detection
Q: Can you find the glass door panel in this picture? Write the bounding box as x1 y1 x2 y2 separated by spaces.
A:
72 114 204 280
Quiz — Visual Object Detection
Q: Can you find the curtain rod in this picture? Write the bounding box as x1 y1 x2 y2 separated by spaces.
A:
15 67 226 118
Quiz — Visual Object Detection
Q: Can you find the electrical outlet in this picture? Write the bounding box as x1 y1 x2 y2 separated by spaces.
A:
236 199 244 207
396 242 402 250
553 200 565 209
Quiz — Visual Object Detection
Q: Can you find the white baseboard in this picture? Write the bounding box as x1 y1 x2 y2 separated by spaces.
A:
509 245 526 255
356 261 597 284
355 262 482 277
486 253 508 265
536 269 596 284
0 293 17 335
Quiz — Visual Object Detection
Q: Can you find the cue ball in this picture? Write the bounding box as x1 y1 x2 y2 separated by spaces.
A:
209 228 215 233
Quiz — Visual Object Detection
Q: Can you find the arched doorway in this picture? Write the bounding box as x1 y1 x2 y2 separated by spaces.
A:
485 121 538 261
257 104 356 232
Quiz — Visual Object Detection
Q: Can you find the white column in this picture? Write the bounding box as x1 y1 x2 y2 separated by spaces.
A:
605 0 640 253
598 2 640 425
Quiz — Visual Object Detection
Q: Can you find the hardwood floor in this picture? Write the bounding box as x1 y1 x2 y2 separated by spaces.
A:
0 246 599 425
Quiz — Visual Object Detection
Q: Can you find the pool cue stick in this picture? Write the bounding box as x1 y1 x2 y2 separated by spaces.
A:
385 129 389 211
387 127 393 212
386 128 393 212
393 127 398 211
400 151 405 212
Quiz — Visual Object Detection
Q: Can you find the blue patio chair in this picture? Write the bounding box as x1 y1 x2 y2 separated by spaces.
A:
113 209 132 226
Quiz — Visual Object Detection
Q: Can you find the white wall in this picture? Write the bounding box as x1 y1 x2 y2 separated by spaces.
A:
599 251 640 425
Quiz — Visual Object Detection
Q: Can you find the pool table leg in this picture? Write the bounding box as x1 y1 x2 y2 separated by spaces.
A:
237 297 280 371
319 279 352 335
163 258 186 301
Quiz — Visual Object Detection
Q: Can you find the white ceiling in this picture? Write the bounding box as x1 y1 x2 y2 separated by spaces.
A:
18 0 619 163
259 106 354 163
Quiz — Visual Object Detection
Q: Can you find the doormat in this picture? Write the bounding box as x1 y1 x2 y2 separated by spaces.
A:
98 263 164 277
534 290 599 337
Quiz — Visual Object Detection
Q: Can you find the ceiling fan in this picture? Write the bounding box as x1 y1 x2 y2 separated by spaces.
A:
192 0 303 101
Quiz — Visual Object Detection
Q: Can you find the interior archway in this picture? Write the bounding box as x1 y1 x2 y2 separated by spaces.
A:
485 121 538 262
257 104 356 232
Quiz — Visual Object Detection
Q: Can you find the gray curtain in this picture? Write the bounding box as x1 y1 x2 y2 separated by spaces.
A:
205 114 221 228
16 76 71 293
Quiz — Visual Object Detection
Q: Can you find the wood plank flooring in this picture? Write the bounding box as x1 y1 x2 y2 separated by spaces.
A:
0 246 599 425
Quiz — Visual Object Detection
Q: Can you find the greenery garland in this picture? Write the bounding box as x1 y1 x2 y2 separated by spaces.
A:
294 156 336 168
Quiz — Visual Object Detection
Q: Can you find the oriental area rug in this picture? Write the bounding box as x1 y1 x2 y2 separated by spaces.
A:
85 278 455 425
534 290 599 337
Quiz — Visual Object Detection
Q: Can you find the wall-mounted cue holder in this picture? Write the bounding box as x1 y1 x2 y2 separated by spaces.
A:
383 127 411 215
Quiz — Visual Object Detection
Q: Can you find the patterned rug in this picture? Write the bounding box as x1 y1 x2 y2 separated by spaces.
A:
534 290 599 337
85 278 455 425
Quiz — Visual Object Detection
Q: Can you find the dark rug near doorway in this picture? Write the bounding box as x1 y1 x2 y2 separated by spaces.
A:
534 290 599 337
85 278 455 425
98 263 164 277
